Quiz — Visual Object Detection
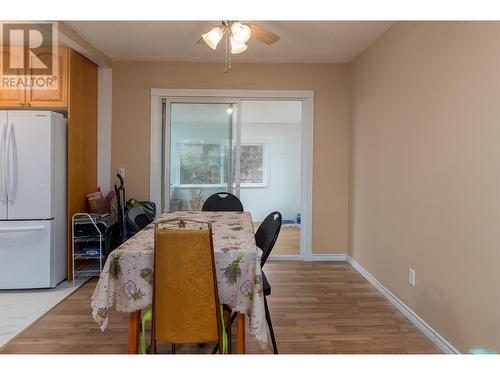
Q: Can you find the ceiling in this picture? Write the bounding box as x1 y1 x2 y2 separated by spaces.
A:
66 21 393 63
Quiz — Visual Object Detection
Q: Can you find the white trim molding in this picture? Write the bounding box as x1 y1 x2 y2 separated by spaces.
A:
97 67 112 194
300 96 314 262
305 253 347 261
150 94 163 217
268 255 303 261
346 255 460 354
151 88 314 99
58 22 113 67
271 253 348 262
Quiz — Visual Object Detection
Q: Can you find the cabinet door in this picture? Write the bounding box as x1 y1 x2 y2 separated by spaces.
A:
0 47 26 108
26 48 68 108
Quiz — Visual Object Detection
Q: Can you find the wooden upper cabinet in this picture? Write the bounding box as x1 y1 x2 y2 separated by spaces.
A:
0 47 68 109
0 48 26 107
26 48 68 108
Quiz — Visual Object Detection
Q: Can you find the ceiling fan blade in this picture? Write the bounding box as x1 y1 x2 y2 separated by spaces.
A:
249 24 280 45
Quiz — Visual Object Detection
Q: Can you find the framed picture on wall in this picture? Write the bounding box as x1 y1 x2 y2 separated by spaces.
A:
240 143 268 187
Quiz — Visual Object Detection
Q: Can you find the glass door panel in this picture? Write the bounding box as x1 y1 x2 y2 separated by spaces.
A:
168 102 238 211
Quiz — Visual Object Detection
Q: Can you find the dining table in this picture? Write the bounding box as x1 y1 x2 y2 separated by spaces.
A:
91 211 268 354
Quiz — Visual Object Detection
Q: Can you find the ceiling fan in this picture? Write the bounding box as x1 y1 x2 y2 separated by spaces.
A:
197 21 280 73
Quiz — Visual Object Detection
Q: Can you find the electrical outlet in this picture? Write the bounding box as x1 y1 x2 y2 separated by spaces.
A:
408 268 416 287
117 167 125 178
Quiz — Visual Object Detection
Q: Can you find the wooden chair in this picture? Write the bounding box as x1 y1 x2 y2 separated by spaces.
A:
149 218 225 354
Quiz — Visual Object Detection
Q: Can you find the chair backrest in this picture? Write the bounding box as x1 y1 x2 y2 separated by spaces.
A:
151 219 222 349
201 192 244 212
256 211 282 267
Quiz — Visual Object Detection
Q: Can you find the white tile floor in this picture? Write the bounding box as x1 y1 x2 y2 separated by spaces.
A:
0 277 88 349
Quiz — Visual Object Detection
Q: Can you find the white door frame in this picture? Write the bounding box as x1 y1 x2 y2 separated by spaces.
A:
150 88 314 260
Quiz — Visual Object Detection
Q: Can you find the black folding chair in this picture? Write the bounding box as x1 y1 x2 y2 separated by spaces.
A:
254 211 282 354
213 211 282 354
201 192 244 212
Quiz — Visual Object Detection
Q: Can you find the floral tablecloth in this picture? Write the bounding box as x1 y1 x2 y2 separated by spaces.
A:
91 211 268 345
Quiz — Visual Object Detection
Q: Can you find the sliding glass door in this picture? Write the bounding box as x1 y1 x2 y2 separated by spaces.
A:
166 101 239 212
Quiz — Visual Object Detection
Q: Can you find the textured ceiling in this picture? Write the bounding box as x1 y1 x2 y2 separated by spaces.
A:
66 21 393 63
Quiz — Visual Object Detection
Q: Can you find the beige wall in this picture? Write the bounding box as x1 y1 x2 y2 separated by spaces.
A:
350 22 500 352
112 62 350 254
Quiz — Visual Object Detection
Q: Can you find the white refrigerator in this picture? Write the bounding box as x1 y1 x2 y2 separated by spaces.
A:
0 110 67 289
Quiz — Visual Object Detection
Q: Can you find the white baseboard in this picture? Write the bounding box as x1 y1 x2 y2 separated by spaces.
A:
346 255 460 354
304 253 347 261
268 255 302 261
269 253 347 261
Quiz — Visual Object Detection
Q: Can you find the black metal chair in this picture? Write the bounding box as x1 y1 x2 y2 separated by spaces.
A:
256 211 282 269
255 211 282 354
201 192 244 212
213 211 282 354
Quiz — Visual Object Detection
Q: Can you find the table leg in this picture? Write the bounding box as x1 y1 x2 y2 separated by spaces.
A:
128 310 141 354
236 312 245 354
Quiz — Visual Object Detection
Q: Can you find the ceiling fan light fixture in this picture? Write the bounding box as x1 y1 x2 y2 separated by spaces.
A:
202 26 224 50
230 36 247 54
231 22 251 44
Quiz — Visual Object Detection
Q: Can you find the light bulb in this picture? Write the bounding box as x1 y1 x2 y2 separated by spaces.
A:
231 22 251 44
202 26 224 50
230 36 247 54
226 107 233 115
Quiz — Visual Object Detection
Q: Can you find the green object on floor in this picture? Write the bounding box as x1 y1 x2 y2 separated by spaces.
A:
220 305 228 354
140 308 152 354
139 305 228 354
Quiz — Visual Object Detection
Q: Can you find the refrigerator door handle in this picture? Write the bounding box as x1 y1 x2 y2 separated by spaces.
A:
0 225 46 233
0 123 6 203
6 123 17 203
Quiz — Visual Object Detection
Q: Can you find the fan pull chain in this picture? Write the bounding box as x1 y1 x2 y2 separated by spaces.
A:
224 25 232 73
224 26 228 73
228 25 232 72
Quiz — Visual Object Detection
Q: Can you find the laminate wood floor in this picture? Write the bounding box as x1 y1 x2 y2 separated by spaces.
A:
0 261 440 354
254 223 300 256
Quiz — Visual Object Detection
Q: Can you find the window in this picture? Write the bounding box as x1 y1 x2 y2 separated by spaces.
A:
240 143 267 187
178 143 227 186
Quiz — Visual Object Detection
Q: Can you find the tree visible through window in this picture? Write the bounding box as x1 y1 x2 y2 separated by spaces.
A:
179 144 226 185
178 143 266 186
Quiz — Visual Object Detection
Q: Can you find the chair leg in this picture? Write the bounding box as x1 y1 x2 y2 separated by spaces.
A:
264 296 278 354
149 341 156 354
230 312 237 325
171 343 176 354
212 343 219 354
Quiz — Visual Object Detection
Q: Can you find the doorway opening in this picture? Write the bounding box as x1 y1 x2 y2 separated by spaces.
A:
240 101 302 257
150 89 313 260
